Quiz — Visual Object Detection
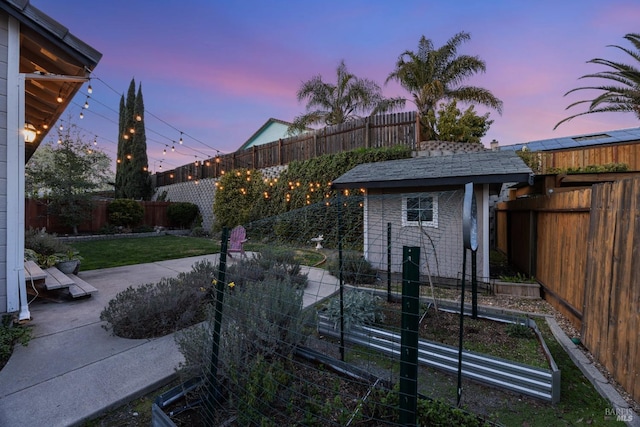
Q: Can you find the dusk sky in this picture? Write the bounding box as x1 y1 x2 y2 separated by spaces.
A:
31 0 640 172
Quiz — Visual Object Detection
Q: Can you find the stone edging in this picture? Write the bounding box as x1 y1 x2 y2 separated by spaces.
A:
546 317 639 426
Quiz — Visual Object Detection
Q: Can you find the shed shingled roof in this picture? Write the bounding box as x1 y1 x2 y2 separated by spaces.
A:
331 150 533 189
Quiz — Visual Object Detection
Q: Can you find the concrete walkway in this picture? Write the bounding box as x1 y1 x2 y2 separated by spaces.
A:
0 255 339 427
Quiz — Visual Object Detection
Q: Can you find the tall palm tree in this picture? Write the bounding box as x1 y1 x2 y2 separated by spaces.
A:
288 60 405 134
386 32 503 141
555 33 640 129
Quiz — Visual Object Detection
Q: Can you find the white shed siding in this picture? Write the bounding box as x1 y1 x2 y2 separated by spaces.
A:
0 14 8 313
364 188 488 282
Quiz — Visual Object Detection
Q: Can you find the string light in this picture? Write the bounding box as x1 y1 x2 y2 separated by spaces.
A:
171 145 175 152
59 124 63 131
52 72 229 178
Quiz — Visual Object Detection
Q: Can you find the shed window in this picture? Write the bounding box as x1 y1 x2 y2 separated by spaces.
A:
402 194 438 227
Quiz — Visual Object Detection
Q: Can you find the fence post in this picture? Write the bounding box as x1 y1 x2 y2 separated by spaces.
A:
387 222 392 302
337 194 345 362
365 117 370 148
399 246 420 426
205 226 230 415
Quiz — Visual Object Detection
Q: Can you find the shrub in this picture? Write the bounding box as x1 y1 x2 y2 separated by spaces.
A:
100 260 217 338
190 226 209 238
506 321 535 339
175 279 308 385
324 289 385 330
98 223 119 234
365 387 488 426
25 228 70 256
132 224 154 233
0 315 32 369
224 248 308 289
167 202 200 229
328 251 378 284
107 199 144 228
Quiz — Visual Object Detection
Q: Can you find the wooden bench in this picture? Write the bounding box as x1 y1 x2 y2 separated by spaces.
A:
24 260 47 282
45 267 76 290
66 274 98 298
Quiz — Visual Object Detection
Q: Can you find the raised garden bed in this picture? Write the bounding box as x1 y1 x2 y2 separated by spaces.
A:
317 299 560 403
152 347 496 426
492 279 540 298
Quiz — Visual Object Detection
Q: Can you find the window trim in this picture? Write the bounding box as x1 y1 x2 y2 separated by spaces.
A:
402 193 438 228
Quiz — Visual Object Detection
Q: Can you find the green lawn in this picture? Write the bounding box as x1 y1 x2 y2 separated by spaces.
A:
71 235 221 270
70 236 326 271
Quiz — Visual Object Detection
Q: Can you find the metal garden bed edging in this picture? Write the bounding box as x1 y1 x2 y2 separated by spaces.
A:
317 313 561 403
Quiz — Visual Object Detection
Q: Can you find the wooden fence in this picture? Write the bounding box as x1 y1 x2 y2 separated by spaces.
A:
25 199 171 235
496 177 640 403
582 178 640 403
153 112 418 186
531 141 640 174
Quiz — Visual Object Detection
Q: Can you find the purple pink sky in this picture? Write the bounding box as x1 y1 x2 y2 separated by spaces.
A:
31 0 640 172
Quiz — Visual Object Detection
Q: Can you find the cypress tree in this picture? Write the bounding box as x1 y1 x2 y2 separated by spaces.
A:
129 84 152 199
115 78 152 200
115 95 126 198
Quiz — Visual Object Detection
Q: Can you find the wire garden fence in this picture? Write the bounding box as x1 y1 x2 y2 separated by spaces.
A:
151 191 546 426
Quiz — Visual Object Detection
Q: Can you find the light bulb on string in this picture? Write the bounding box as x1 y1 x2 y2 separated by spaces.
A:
163 148 166 155
135 114 142 122
59 124 63 131
87 83 92 94
79 111 84 119
171 145 175 152
84 98 89 109
179 132 183 145
93 136 98 146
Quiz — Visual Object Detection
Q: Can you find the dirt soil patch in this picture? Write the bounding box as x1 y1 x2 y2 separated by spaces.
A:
379 301 550 368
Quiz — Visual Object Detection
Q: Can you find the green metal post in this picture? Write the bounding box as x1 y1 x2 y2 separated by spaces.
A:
205 226 229 414
387 222 392 302
457 249 466 407
338 194 345 361
399 246 420 426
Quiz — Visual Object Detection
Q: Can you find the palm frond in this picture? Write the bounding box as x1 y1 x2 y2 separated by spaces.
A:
557 32 640 129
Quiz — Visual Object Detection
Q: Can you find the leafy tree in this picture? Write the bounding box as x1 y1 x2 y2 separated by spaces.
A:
432 100 493 143
386 32 503 141
115 78 152 200
288 60 404 134
555 33 640 129
26 122 113 234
